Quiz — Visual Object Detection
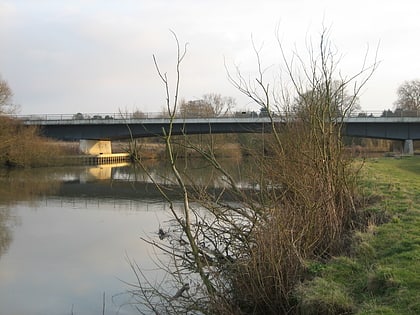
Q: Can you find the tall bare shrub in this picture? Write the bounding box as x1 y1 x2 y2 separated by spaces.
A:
0 77 63 167
223 30 378 313
130 29 378 314
0 116 63 167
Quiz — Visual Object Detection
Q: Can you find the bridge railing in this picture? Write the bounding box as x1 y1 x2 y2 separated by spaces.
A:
350 109 420 118
7 109 420 121
10 112 166 121
9 111 264 121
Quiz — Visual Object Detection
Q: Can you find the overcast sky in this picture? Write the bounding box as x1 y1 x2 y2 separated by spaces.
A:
1 0 419 115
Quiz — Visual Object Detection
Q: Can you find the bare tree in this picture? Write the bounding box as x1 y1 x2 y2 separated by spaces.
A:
178 94 235 118
179 99 215 117
394 79 420 111
130 28 378 315
132 109 147 118
202 93 235 116
0 76 16 114
294 80 361 117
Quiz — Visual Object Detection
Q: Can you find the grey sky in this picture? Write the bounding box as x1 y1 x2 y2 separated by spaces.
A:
0 0 419 114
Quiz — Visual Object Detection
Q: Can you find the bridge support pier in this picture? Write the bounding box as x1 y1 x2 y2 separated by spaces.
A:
80 140 112 155
403 139 414 155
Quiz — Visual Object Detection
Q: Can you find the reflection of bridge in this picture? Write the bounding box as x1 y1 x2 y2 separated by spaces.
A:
19 112 420 155
56 164 252 202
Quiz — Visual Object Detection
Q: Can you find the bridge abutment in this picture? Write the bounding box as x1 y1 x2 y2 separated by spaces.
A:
80 140 112 155
403 139 414 155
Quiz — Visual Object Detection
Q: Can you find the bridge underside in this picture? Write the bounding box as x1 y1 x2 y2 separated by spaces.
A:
32 117 420 155
38 120 270 155
38 120 269 141
343 120 420 141
343 120 420 155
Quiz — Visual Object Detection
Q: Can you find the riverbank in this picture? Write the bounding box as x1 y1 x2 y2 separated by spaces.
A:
296 157 420 314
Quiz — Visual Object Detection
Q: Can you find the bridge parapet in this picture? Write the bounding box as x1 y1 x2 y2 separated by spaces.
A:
14 112 165 122
344 116 420 123
13 111 263 122
18 114 274 126
10 109 420 122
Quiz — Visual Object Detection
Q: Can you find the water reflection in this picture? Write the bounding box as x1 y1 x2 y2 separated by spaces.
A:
0 168 63 262
0 168 61 204
0 207 13 258
0 159 251 315
0 200 168 315
0 164 169 315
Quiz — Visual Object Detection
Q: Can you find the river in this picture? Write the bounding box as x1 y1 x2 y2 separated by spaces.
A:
0 159 249 315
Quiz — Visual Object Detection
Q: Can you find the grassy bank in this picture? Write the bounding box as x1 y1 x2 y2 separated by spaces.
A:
297 157 420 314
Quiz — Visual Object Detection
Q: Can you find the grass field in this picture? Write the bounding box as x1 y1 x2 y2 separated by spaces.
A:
297 157 420 314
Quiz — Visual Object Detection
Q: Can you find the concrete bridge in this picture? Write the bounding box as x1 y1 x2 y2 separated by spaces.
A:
18 112 420 155
21 113 273 154
343 116 420 154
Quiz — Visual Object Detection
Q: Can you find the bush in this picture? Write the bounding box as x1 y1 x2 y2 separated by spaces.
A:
132 29 378 315
0 116 63 167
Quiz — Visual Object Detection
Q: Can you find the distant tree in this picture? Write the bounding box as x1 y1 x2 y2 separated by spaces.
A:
381 109 394 117
73 112 84 120
202 93 235 116
0 76 15 114
179 99 214 117
330 80 361 116
394 79 420 111
293 80 360 118
132 109 147 118
179 94 236 118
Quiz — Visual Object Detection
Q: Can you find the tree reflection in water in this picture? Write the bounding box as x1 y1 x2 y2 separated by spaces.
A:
0 207 13 258
0 168 61 259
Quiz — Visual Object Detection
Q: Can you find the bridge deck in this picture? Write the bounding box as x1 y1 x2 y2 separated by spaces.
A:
9 112 420 141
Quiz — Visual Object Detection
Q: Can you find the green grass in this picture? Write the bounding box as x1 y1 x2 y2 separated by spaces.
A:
297 157 420 314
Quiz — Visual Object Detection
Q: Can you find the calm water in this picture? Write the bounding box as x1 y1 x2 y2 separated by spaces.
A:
0 159 248 315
